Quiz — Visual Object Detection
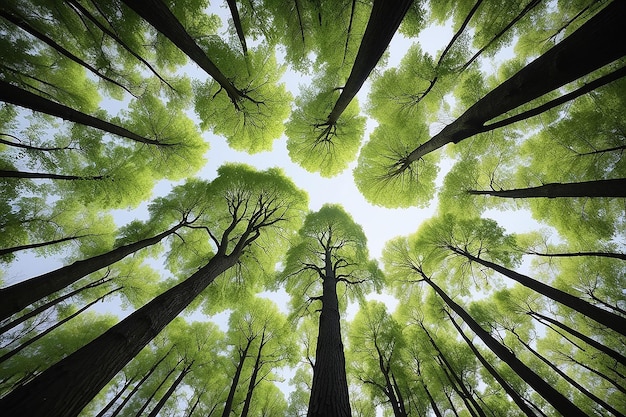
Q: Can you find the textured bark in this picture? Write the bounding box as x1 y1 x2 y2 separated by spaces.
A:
307 250 351 417
0 80 169 145
0 253 238 417
0 221 185 321
403 1 626 167
448 246 626 337
467 178 626 198
418 271 584 416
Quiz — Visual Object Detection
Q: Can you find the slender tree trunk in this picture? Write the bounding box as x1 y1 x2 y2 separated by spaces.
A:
94 375 136 417
526 250 626 261
422 382 444 417
0 134 77 152
240 330 267 417
226 0 247 54
0 80 170 146
448 245 626 337
445 310 537 417
512 330 624 417
374 342 404 417
561 353 626 395
443 388 462 417
0 221 185 321
0 234 90 258
325 0 413 124
416 269 584 416
0 252 238 417
134 358 183 417
0 169 105 180
402 1 626 168
466 178 626 198
146 360 193 417
184 388 205 417
0 277 112 335
528 310 626 366
0 287 121 364
307 250 351 417
221 338 254 417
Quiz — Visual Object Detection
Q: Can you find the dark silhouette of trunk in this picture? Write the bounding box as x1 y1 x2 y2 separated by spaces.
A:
0 169 105 181
439 359 480 417
0 80 172 146
240 330 267 417
134 358 183 417
307 248 351 417
421 323 486 417
0 234 90 259
94 375 136 417
323 0 413 126
374 342 406 417
443 387 462 417
445 310 537 417
146 360 193 417
422 382 444 417
0 250 240 417
0 8 133 95
414 267 584 416
120 0 249 107
221 337 255 417
0 134 78 152
0 287 121 364
108 347 175 417
0 276 112 335
63 0 175 91
561 353 626 395
528 310 626 366
226 0 247 54
466 178 626 198
0 221 186 321
184 388 205 417
525 249 626 261
401 1 626 169
579 144 626 156
447 245 626 337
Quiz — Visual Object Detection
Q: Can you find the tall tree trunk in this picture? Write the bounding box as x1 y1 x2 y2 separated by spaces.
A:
528 310 626 366
402 1 626 168
466 178 626 198
325 0 413 125
0 234 90 258
525 250 626 261
0 169 105 180
422 382 444 417
0 80 171 146
0 134 77 152
0 221 185 321
221 338 254 417
307 250 351 417
226 0 248 54
146 360 193 417
240 330 266 417
133 358 183 417
511 330 624 417
0 287 121 364
561 353 626 395
436 356 480 417
375 343 405 417
94 375 136 417
447 245 626 337
415 269 584 416
0 252 239 417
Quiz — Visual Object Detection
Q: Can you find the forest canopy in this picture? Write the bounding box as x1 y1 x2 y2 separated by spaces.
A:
0 1 625 416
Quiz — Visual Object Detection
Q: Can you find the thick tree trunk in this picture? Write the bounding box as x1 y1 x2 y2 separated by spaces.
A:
466 178 626 198
0 253 238 417
448 246 626 337
146 361 193 417
0 169 105 180
326 0 413 124
220 338 254 417
307 251 351 417
0 221 185 321
403 1 626 167
0 80 169 146
418 271 584 416
445 310 537 417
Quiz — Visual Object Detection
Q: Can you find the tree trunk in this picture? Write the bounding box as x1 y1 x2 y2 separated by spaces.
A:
417 270 584 416
562 353 626 395
226 0 248 54
445 310 537 417
133 358 183 417
466 178 626 198
0 221 185 321
240 330 266 417
436 356 480 417
526 250 626 261
146 360 193 417
221 338 254 417
448 245 626 337
375 345 405 417
0 287 121 364
0 234 90 258
422 381 444 417
307 250 351 417
0 80 170 146
0 169 105 180
403 1 626 167
326 0 413 125
528 310 626 366
94 375 136 417
0 252 238 417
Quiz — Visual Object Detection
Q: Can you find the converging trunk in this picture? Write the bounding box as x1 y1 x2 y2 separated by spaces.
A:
466 178 626 198
146 361 193 417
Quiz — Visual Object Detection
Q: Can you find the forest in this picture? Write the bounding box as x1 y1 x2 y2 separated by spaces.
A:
0 0 624 416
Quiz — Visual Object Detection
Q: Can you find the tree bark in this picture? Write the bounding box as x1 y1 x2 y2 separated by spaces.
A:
0 252 238 417
0 80 170 146
402 1 626 168
466 178 626 198
146 360 193 417
0 221 185 321
448 246 626 337
416 270 584 416
307 250 351 417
